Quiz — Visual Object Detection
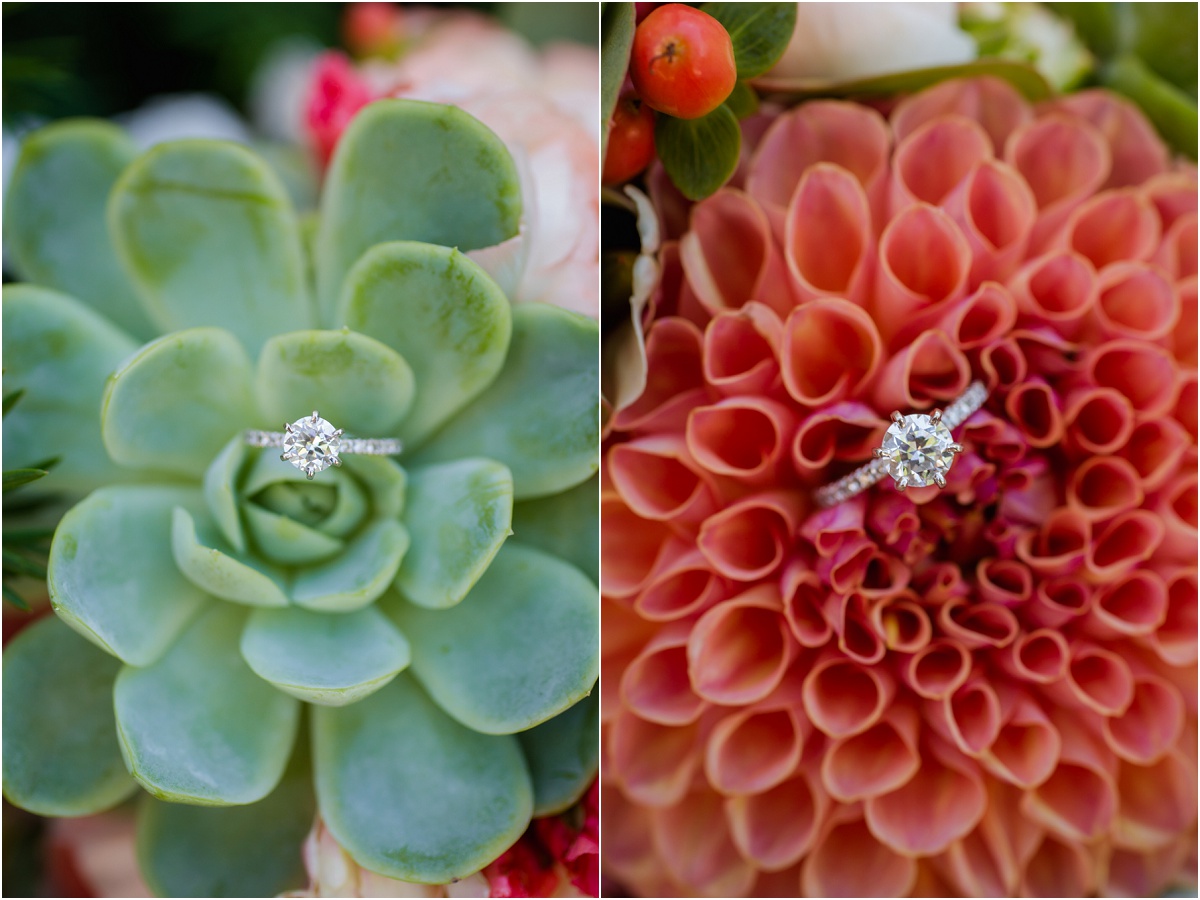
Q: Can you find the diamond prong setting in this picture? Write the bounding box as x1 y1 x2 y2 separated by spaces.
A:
281 411 342 479
880 411 958 490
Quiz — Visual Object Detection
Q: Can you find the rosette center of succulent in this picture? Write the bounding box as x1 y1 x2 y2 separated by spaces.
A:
282 412 342 480
880 413 955 488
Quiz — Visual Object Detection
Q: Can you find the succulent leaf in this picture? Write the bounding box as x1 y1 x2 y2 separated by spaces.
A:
313 673 533 884
240 605 411 706
3 119 158 339
113 604 301 806
518 689 600 817
340 241 513 446
255 330 415 436
203 436 249 552
394 459 514 610
2 285 139 491
171 506 290 608
101 327 258 477
108 139 313 353
291 520 410 613
512 474 600 583
341 455 407 519
48 485 209 666
2 615 139 816
412 303 600 500
137 747 314 897
316 98 522 319
388 542 599 734
242 503 346 565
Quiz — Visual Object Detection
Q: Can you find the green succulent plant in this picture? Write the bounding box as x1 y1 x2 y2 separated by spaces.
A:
1 99 599 897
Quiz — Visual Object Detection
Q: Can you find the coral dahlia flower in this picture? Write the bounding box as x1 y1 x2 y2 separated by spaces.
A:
602 77 1197 898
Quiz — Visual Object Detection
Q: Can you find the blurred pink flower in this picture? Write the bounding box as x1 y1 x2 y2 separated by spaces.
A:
304 7 598 317
603 77 1197 897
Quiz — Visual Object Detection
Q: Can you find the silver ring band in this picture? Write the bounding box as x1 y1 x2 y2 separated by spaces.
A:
244 410 402 480
244 431 404 455
814 381 988 509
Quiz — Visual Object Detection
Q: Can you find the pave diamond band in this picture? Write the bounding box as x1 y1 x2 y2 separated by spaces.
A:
245 411 403 480
813 381 988 509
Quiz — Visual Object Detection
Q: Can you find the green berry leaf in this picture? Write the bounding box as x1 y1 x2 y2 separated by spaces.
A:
109 139 314 354
655 104 741 201
519 691 599 816
316 99 522 321
3 615 138 816
724 80 761 119
411 303 598 500
4 120 158 339
113 603 301 805
601 2 637 158
1102 54 1198 158
394 459 513 610
240 605 410 706
702 2 798 79
388 542 599 735
313 674 532 884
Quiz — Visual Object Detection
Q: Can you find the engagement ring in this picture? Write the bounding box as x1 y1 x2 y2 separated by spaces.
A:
814 381 988 508
245 411 404 480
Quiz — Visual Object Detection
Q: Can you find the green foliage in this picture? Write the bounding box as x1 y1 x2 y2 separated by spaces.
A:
601 2 637 158
654 103 742 201
702 2 797 79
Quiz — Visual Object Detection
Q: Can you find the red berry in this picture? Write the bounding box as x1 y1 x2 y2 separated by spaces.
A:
629 3 737 120
604 96 657 184
343 2 404 60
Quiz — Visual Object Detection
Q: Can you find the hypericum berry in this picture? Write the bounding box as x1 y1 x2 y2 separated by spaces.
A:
629 4 737 120
603 96 657 184
343 2 405 59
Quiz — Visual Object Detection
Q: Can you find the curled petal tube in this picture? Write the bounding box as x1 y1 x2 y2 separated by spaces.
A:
1087 339 1179 419
781 563 832 649
870 593 931 654
1045 640 1135 716
975 557 1033 607
815 536 875 596
680 188 798 317
686 397 797 486
1091 261 1179 342
867 493 922 549
608 707 700 809
652 790 758 898
925 674 1003 757
780 297 883 408
726 772 829 872
602 783 682 897
803 650 895 738
1101 673 1185 765
1154 470 1199 564
1004 377 1065 448
1104 840 1192 898
634 540 726 623
1154 210 1199 280
1144 170 1199 228
784 163 875 305
1112 750 1196 851
608 434 717 523
1174 371 1197 439
1020 711 1119 842
1172 276 1198 371
979 337 1027 391
1019 834 1095 897
980 692 1061 789
1058 188 1161 269
1008 251 1096 338
701 302 782 397
825 591 885 666
864 737 988 857
902 639 972 700
936 782 1034 897
938 281 1018 350
1149 568 1198 666
612 316 707 433
858 547 911 599
938 598 1019 650
891 75 1032 152
696 490 804 582
1086 510 1166 581
747 100 891 233
995 627 1070 684
872 203 972 345
704 704 809 796
687 584 795 706
948 159 1038 288
1046 89 1170 188
791 402 886 478
890 115 993 212
798 493 866 556
1013 324 1081 378
821 703 921 802
1066 455 1145 522
873 328 972 411
802 816 917 898
621 622 706 726
1063 386 1135 455
601 493 671 599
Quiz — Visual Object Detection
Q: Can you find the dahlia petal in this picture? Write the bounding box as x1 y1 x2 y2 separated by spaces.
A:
1104 841 1191 898
1172 276 1198 366
939 282 1018 350
696 491 805 582
784 163 875 303
652 791 756 897
599 494 670 599
872 204 971 345
601 597 656 724
996 628 1070 684
679 189 797 317
701 303 783 397
1009 251 1096 338
1019 834 1095 897
867 493 923 549
1020 747 1118 842
891 76 1032 153
821 704 920 802
1144 170 1200 228
798 494 866 555
747 100 890 233
825 591 886 665
1048 641 1135 716
705 705 808 795
687 585 795 706
980 694 1061 788
864 738 987 856
601 783 674 895
1090 261 1180 344
612 317 706 433
686 397 797 485
926 676 1004 757
801 817 917 898
858 548 911 599
1113 751 1197 851
815 536 876 595
1155 472 1199 564
903 639 972 700
1085 569 1168 639
874 328 972 410
608 435 716 523
1101 674 1185 765
1174 371 1198 439
1059 188 1161 269
781 563 834 648
870 594 932 653
1066 455 1145 522
802 651 894 738
1014 507 1089 577
791 402 886 478
780 298 883 407
890 116 993 212
1064 386 1136 454
1004 378 1065 449
939 598 1019 650
1148 569 1198 666
975 558 1033 606
1086 510 1166 580
726 774 828 872
1046 90 1170 189
608 708 699 808
621 622 706 726
979 337 1028 391
635 540 726 623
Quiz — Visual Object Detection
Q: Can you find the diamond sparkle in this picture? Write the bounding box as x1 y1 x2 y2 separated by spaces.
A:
881 413 956 488
281 412 342 480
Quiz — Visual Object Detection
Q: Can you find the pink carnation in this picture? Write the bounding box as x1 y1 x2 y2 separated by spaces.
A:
603 77 1197 897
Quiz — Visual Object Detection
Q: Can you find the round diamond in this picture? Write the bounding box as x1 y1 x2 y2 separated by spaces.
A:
282 414 341 479
881 414 955 488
